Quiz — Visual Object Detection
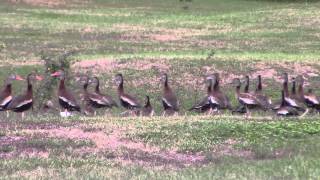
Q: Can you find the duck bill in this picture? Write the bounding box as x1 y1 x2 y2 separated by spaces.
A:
15 75 24 81
51 71 60 77
36 75 44 81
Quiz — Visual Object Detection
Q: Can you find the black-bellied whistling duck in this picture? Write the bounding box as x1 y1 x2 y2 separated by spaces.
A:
244 75 250 93
140 96 154 116
297 75 320 111
233 78 260 116
284 74 305 111
0 75 24 116
189 76 213 113
273 73 304 111
255 75 263 93
81 76 94 116
277 90 299 116
51 70 81 115
91 76 117 108
161 73 179 115
211 73 232 111
7 73 43 119
115 73 141 115
253 75 272 109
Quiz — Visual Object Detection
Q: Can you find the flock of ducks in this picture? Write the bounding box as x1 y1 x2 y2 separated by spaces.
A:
1 70 320 119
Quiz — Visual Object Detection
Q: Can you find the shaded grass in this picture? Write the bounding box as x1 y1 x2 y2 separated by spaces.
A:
132 118 320 152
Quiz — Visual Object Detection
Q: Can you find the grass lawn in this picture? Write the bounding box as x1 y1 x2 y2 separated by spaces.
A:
1 0 320 179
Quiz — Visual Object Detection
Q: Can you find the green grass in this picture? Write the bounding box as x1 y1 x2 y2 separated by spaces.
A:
1 0 320 179
1 116 320 179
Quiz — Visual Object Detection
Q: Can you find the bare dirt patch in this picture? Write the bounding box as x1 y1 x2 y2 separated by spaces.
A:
22 127 206 168
73 59 170 73
9 0 66 6
0 60 43 67
211 139 254 160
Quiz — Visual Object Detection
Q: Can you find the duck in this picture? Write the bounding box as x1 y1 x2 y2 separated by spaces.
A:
273 73 304 111
210 73 232 111
51 70 81 114
90 76 118 108
140 96 154 116
188 76 213 113
0 74 24 115
115 73 141 115
232 78 260 116
81 76 95 116
161 73 179 115
297 75 320 111
283 74 305 111
277 90 299 116
253 75 272 110
244 75 250 93
7 73 43 119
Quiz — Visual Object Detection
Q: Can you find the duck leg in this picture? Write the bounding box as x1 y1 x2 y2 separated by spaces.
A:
6 111 9 118
21 112 25 120
245 105 251 119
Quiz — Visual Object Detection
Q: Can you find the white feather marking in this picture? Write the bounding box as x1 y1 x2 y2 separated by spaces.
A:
60 111 72 117
102 97 111 104
16 99 32 108
162 97 173 108
90 97 107 105
209 96 219 105
59 96 76 107
239 97 256 105
0 96 12 106
285 97 298 107
277 109 289 115
121 96 138 106
305 95 320 104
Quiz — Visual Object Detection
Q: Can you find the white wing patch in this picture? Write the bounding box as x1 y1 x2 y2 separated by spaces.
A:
209 96 219 105
16 99 32 108
305 95 320 104
162 97 173 108
90 97 107 105
285 97 298 107
0 96 12 106
59 96 76 107
60 111 72 117
239 97 256 105
121 96 138 106
277 109 289 115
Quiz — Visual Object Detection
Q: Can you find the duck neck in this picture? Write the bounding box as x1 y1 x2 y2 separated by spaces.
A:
83 83 88 93
164 75 169 89
207 80 213 94
95 79 100 93
236 85 241 97
298 80 304 97
4 83 12 94
283 80 289 97
118 78 124 95
145 96 151 107
281 91 286 106
291 80 296 95
59 77 65 91
213 78 219 91
244 77 249 93
27 75 32 97
256 76 262 92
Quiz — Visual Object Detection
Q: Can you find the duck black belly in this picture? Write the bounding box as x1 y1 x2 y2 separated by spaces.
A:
59 99 80 112
12 102 33 113
0 101 11 111
120 99 137 110
162 100 171 110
